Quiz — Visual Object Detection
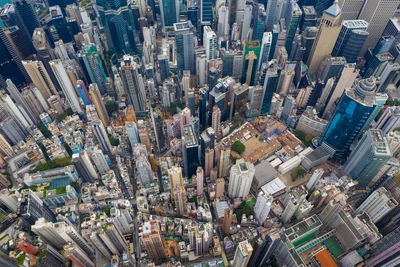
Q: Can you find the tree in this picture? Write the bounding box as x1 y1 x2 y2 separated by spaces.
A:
231 140 245 155
36 122 52 138
235 201 254 223
105 101 118 116
56 108 73 122
290 167 307 181
108 134 120 146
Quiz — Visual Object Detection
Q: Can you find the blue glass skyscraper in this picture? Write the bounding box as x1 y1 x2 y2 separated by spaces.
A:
174 21 195 74
97 0 138 54
201 0 213 23
261 62 281 114
160 0 179 27
320 77 388 161
285 1 302 55
252 4 266 42
332 20 369 63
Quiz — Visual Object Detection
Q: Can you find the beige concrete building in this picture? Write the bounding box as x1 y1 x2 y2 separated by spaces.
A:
307 2 342 74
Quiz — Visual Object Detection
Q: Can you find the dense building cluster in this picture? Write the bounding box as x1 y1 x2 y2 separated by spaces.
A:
0 0 399 266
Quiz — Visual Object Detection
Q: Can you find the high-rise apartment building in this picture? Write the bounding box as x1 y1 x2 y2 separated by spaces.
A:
120 55 146 117
233 240 253 267
22 60 57 101
254 192 273 225
89 83 109 127
174 186 188 215
91 120 112 154
141 220 168 264
49 59 82 114
168 167 183 190
228 159 255 199
211 106 221 135
216 178 225 198
197 166 204 195
356 187 398 223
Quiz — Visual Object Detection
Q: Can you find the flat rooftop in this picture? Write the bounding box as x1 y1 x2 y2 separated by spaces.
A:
182 125 198 147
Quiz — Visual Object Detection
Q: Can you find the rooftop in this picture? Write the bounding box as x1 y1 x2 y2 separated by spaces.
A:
285 215 322 244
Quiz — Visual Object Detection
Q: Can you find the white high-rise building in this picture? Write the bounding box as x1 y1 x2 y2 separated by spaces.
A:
258 32 273 70
1 94 32 129
217 5 230 39
306 168 324 190
136 155 154 185
374 107 400 134
228 159 255 199
233 240 253 267
254 192 273 225
356 187 398 223
203 26 217 60
91 149 110 174
241 5 252 42
126 121 139 149
32 218 93 255
49 59 82 113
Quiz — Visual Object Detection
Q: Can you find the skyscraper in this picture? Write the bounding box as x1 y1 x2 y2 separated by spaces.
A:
285 1 302 55
203 26 217 60
72 151 98 183
49 59 82 114
228 159 255 199
96 0 137 54
252 4 266 42
260 62 281 114
343 129 392 187
120 55 146 117
222 209 232 234
196 166 204 195
82 46 107 94
22 60 58 100
159 0 179 27
258 32 273 70
141 220 168 264
332 20 368 62
0 134 15 158
242 41 261 86
201 0 213 23
233 240 253 267
91 120 112 154
175 21 196 74
211 106 221 135
307 2 342 74
358 0 400 54
174 186 188 215
216 178 225 198
356 187 398 223
0 27 29 88
89 83 109 127
13 0 40 36
0 3 36 55
374 107 400 134
182 124 199 177
319 77 388 160
254 192 273 225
